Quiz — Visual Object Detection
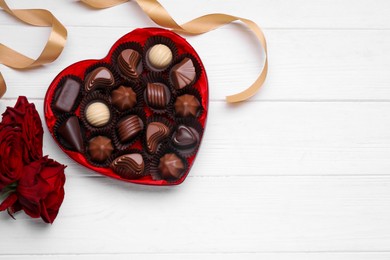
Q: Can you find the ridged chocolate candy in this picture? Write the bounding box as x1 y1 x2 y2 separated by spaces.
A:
85 101 111 127
158 153 185 181
111 153 144 179
171 58 196 89
84 67 115 92
147 44 173 70
174 94 200 117
111 86 137 111
146 122 170 154
57 116 84 153
88 136 114 162
146 83 170 109
172 125 199 153
117 49 142 79
117 115 143 142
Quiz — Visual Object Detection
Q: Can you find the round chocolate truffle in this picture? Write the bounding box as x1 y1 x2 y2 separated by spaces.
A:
111 153 145 179
117 115 143 142
111 86 137 111
174 94 200 117
88 136 114 162
147 44 173 70
158 153 185 180
85 101 111 127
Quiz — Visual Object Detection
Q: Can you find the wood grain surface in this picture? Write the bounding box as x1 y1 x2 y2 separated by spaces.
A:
0 0 389 259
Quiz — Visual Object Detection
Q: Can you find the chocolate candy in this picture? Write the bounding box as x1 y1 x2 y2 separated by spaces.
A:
171 58 196 89
146 122 170 154
85 67 115 92
111 86 137 111
146 83 170 109
172 125 199 153
54 78 80 112
174 94 200 117
58 116 84 153
117 49 142 79
85 101 111 127
158 153 185 180
88 136 114 162
111 153 144 179
147 44 172 70
117 115 143 142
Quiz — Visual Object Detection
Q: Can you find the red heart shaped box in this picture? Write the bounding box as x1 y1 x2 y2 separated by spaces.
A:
44 28 209 186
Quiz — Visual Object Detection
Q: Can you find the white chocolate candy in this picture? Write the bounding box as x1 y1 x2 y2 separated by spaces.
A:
85 101 110 127
147 44 173 69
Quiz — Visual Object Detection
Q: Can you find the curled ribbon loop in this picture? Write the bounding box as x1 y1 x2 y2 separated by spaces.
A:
0 0 67 98
81 0 268 103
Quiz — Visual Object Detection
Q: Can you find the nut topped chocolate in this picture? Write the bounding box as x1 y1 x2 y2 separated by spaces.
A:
85 67 115 92
174 94 201 117
111 86 137 111
88 136 114 162
117 49 142 79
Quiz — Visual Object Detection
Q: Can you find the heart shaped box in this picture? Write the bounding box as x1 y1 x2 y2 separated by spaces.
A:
44 28 209 186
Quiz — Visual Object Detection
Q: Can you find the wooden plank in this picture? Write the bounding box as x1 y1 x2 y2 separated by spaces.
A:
1 27 390 101
0 100 387 177
1 0 390 29
1 175 390 254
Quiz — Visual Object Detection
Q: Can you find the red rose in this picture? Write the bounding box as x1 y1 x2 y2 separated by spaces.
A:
15 156 66 224
0 125 24 189
1 96 43 163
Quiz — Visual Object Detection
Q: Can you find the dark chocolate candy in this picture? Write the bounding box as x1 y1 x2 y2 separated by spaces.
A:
117 115 143 142
117 49 142 79
158 153 185 180
146 122 170 154
84 67 115 92
172 125 199 152
171 58 196 89
88 136 114 162
146 83 170 109
111 153 144 179
57 116 84 153
174 94 200 117
111 85 137 111
54 78 81 113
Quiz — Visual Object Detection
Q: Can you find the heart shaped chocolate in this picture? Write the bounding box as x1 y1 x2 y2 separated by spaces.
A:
44 28 208 186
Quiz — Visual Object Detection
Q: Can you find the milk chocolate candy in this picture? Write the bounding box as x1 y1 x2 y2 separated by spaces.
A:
85 67 115 92
117 49 142 79
171 58 196 89
88 136 114 162
111 86 137 111
146 122 170 154
174 94 200 117
117 115 143 142
158 153 185 180
54 78 81 112
111 153 145 179
146 83 170 109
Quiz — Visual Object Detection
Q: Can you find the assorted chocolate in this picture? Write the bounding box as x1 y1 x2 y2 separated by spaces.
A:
52 36 204 182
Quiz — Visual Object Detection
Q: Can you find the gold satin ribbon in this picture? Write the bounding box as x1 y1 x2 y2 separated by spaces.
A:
0 0 67 98
81 0 268 103
0 0 267 103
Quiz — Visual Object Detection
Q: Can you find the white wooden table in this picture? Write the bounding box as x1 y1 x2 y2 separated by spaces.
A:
1 1 390 259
